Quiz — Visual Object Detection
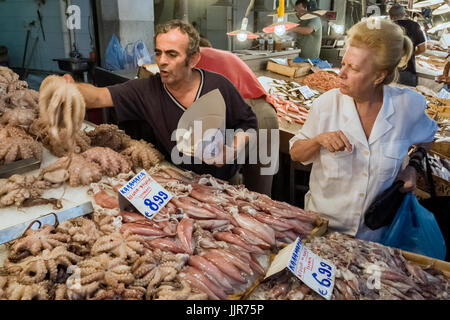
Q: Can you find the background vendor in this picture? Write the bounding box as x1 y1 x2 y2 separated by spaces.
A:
289 19 437 241
389 3 426 87
291 0 323 59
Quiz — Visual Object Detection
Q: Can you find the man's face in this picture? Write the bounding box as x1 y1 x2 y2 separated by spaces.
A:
155 28 192 85
295 3 307 19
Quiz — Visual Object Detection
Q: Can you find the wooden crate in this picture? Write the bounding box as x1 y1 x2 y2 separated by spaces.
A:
266 60 311 79
401 250 450 278
416 151 450 197
431 141 450 158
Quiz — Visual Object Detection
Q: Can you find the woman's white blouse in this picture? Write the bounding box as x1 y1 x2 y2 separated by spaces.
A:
289 86 438 239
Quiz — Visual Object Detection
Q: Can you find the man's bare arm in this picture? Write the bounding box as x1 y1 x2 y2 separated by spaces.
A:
290 26 314 35
75 83 113 109
63 74 113 109
415 43 426 56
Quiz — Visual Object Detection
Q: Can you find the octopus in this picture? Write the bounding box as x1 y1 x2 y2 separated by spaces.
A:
0 174 50 208
0 106 38 128
64 253 135 299
3 277 51 300
0 124 35 139
92 283 145 300
60 281 100 300
89 172 135 195
153 278 207 300
131 249 189 298
93 213 123 235
121 139 164 170
3 246 83 285
40 154 103 187
5 88 39 111
7 224 71 262
0 124 42 165
0 136 42 165
38 75 86 152
0 67 28 99
29 119 91 156
56 217 102 255
102 256 135 288
82 147 132 177
45 130 91 157
86 124 131 152
90 231 146 263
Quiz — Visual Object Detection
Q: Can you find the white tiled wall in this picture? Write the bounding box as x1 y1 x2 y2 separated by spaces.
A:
0 0 93 72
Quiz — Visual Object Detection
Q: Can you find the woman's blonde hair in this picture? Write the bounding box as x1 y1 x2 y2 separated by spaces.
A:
346 18 413 85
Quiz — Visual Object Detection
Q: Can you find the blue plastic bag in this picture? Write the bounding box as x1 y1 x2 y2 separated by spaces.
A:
293 57 332 69
124 40 153 70
104 34 124 70
380 193 446 260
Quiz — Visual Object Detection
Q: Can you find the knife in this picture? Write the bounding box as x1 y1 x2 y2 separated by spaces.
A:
0 201 94 245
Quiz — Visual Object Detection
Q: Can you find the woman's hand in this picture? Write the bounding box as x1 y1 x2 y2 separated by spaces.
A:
315 130 352 153
396 166 417 193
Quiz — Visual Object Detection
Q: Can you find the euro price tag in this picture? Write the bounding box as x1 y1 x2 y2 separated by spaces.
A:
287 237 336 300
299 85 315 99
118 170 173 219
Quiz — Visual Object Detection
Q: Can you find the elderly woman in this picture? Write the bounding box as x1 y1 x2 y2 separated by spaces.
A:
289 19 438 241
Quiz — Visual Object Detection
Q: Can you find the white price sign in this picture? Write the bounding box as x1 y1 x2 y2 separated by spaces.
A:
299 85 315 99
287 238 336 300
118 170 173 219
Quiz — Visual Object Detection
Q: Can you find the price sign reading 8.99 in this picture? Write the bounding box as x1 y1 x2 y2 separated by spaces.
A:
143 191 169 218
119 170 173 219
287 238 336 300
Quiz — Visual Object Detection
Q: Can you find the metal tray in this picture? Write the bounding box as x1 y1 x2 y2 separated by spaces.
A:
0 157 41 178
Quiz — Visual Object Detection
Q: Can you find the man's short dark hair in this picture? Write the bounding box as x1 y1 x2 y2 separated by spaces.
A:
295 0 309 8
389 3 406 19
155 19 200 62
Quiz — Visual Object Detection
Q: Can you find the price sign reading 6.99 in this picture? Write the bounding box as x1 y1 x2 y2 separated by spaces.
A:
118 170 173 219
287 237 336 300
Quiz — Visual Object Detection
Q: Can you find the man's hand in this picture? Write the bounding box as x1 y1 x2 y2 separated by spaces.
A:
396 166 417 193
63 74 75 83
203 144 236 168
314 130 352 153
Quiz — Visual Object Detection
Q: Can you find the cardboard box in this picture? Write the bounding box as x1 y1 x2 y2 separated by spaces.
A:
137 64 159 79
266 60 311 79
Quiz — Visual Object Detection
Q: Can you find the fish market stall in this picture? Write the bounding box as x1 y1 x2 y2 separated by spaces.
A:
247 233 450 300
0 61 449 301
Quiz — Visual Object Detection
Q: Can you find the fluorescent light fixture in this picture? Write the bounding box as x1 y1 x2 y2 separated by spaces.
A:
237 32 248 42
332 24 344 34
